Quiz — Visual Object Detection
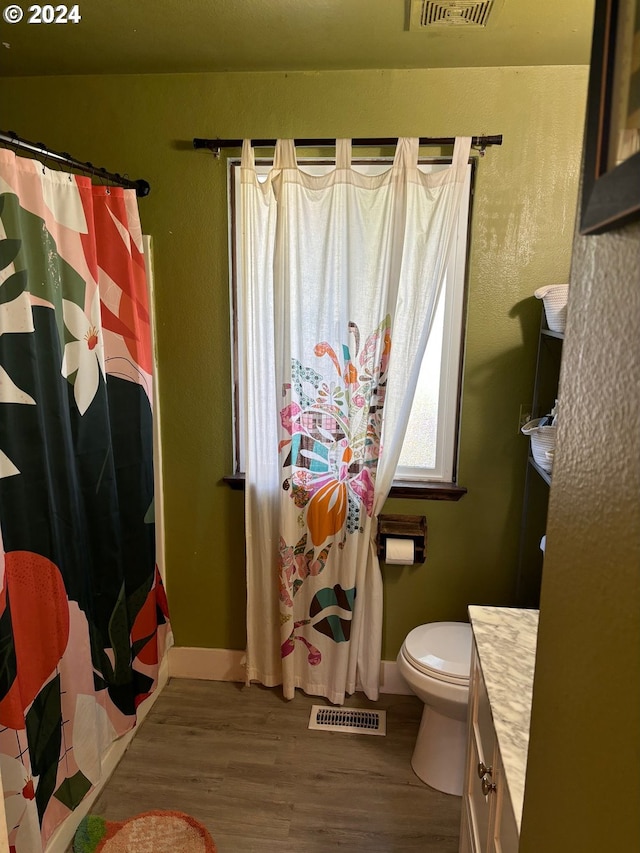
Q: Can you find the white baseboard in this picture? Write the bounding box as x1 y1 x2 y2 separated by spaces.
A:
379 659 413 695
168 646 246 682
44 655 169 853
168 646 413 696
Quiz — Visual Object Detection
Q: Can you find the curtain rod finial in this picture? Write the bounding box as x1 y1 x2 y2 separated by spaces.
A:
134 180 151 198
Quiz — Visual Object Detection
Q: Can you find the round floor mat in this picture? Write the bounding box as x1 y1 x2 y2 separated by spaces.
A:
73 810 216 853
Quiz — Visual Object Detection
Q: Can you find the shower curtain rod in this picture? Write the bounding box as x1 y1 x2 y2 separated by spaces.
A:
0 130 151 197
193 134 503 156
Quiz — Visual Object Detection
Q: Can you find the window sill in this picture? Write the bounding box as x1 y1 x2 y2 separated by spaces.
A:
388 480 467 501
223 474 467 502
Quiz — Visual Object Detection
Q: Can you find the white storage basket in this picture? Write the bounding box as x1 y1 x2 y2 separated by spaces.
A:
521 418 557 472
534 284 569 333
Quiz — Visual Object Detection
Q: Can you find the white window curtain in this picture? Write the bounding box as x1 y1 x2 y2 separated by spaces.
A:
241 136 471 704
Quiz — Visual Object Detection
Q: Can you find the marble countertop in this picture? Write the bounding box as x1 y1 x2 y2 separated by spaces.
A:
468 605 539 834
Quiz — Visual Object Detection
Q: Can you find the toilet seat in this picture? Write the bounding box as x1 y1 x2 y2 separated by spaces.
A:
403 622 472 685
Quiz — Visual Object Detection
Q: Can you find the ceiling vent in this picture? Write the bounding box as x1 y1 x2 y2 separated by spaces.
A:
409 0 495 29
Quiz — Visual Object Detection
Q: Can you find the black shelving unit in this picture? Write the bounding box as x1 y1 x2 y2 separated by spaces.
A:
516 310 564 606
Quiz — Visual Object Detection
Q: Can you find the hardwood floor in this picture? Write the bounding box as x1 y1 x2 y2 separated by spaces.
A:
87 679 462 852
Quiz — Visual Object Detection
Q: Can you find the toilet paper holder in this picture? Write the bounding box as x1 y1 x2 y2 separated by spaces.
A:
376 514 427 564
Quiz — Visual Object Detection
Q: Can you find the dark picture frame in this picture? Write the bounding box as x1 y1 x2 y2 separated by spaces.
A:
580 0 640 234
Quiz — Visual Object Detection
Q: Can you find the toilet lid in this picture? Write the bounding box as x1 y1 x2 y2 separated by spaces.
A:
403 622 472 683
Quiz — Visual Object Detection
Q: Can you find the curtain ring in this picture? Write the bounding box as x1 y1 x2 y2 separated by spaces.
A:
35 142 48 173
8 131 22 156
97 166 109 191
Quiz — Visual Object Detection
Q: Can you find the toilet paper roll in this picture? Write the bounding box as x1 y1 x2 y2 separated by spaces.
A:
385 538 415 565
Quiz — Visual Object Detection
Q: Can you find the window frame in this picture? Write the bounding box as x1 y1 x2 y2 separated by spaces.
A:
226 155 473 500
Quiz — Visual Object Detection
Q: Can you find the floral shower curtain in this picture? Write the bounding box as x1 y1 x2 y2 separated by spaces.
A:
242 137 471 704
0 149 171 852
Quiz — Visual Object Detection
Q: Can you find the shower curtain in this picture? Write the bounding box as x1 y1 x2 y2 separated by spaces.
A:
0 149 171 852
242 137 471 704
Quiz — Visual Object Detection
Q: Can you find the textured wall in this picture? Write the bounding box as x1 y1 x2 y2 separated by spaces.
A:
0 66 588 656
521 213 640 850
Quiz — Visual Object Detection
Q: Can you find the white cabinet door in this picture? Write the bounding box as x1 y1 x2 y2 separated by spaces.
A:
461 644 519 853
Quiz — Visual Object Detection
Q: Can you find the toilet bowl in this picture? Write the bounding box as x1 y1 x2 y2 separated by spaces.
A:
397 621 472 796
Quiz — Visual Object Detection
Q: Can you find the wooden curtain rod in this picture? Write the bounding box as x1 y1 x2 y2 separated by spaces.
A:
193 135 503 157
0 130 151 197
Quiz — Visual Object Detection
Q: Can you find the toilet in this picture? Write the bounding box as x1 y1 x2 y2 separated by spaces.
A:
397 621 472 796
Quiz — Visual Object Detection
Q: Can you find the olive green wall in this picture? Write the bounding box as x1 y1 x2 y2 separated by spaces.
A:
0 67 588 658
521 219 640 848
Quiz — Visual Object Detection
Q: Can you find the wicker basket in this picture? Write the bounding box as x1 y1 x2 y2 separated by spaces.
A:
534 284 569 333
521 418 556 472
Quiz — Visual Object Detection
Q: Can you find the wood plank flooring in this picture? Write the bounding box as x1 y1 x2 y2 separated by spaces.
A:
85 679 462 852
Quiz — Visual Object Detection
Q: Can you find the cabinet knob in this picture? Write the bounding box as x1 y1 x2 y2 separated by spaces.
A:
477 761 492 779
481 775 497 796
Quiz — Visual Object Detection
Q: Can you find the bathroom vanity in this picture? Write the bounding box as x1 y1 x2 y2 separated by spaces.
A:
459 606 539 853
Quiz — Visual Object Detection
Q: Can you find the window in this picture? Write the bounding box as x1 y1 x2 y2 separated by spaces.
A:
228 157 472 490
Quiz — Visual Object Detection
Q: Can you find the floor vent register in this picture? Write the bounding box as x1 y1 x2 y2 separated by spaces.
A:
308 705 387 736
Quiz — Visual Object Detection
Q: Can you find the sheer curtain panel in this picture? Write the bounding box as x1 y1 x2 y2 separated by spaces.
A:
241 137 471 704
